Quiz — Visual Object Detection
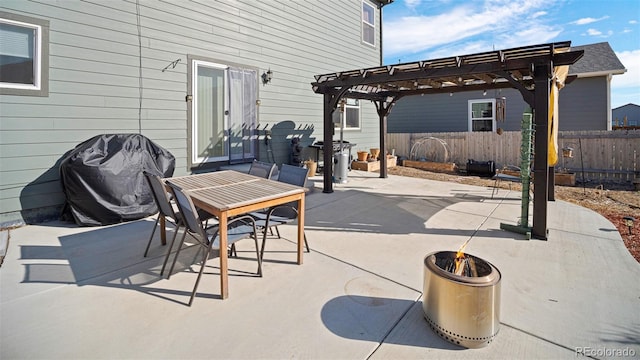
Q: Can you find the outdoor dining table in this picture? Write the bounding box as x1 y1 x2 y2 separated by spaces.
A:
163 170 306 299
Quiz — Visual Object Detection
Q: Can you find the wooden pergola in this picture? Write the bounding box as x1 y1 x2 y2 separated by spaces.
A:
311 41 584 240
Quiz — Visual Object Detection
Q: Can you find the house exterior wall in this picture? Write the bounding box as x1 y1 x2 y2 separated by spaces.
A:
613 104 640 126
0 0 383 226
387 77 610 134
558 77 609 131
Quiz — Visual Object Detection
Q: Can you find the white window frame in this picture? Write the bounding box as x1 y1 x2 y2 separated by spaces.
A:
0 12 48 96
191 60 229 164
362 1 375 47
334 98 361 131
468 99 496 132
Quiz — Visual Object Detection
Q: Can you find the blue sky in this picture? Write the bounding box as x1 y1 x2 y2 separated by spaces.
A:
382 0 640 108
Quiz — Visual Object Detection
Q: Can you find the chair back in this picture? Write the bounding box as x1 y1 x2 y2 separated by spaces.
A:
248 160 277 179
166 181 205 238
143 171 176 218
272 164 307 217
278 164 307 187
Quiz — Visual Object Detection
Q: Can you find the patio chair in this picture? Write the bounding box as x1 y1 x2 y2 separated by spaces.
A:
248 159 277 179
251 164 310 260
142 171 216 276
166 181 262 306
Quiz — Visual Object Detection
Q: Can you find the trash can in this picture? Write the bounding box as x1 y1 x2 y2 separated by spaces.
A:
333 151 349 183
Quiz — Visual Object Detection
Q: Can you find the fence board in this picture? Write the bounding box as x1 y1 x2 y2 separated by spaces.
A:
387 130 640 182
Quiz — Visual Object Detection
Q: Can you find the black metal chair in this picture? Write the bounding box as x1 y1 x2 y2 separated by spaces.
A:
142 171 187 277
143 171 216 276
248 159 277 179
166 181 262 306
251 164 310 260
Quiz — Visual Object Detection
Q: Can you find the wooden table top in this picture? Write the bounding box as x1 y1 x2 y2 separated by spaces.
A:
166 170 304 211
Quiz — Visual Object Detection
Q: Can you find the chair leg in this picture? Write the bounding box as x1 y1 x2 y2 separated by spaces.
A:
259 225 269 261
143 215 161 257
304 232 310 253
252 231 263 277
188 241 215 306
230 243 237 257
160 223 181 276
273 226 281 239
167 231 188 279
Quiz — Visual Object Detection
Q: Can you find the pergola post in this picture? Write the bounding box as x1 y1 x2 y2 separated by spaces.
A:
322 93 335 193
532 63 551 240
374 99 394 178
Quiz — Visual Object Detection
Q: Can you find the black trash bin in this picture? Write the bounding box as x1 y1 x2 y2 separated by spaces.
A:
466 159 496 177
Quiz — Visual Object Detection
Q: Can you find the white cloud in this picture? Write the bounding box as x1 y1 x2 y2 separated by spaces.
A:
404 0 422 9
612 50 640 89
585 28 613 38
629 20 638 24
383 0 556 57
587 28 602 36
570 16 609 25
532 11 547 18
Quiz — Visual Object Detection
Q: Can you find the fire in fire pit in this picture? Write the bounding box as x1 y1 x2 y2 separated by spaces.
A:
422 250 501 348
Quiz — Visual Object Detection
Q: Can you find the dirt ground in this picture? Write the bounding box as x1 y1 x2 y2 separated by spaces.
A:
385 165 640 263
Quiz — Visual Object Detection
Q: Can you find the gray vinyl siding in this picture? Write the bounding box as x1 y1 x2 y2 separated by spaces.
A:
0 0 382 225
388 78 610 134
613 104 640 126
558 77 609 130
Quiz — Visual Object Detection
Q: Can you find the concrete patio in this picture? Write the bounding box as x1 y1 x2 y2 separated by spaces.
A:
2 171 639 359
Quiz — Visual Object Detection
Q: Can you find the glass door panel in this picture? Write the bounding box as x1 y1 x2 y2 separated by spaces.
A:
192 61 228 164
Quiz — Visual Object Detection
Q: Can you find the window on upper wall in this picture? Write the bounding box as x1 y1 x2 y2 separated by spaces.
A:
0 12 49 96
334 98 361 130
362 1 375 46
468 99 496 132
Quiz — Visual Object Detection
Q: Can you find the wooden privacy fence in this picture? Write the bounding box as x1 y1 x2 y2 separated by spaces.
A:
387 130 640 182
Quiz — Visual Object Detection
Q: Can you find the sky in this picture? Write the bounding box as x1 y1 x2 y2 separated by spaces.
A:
382 0 640 108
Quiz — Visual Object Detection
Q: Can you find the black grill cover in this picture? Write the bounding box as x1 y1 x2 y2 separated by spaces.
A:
60 134 175 226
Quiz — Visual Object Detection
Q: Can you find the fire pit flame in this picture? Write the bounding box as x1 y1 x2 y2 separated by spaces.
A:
442 238 480 277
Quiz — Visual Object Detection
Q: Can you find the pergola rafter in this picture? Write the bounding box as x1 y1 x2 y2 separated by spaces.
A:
311 41 584 239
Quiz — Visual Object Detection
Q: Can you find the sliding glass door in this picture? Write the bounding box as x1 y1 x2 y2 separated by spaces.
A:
191 60 257 165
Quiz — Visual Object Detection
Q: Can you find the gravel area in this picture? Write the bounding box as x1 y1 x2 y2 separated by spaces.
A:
385 165 640 263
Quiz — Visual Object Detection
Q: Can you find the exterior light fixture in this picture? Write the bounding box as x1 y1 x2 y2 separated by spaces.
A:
483 89 487 96
261 69 273 85
623 216 634 235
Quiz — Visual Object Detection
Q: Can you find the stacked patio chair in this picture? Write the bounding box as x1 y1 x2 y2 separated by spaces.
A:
250 164 310 260
165 181 262 306
142 171 216 275
248 159 277 179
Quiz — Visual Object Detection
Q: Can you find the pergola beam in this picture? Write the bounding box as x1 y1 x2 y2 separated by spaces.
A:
311 41 584 239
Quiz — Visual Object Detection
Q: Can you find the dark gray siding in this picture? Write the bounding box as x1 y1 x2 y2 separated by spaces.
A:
0 0 382 225
388 77 610 134
558 77 608 130
388 89 531 133
613 104 640 126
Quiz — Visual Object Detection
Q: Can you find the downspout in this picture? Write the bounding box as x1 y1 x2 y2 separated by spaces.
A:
607 73 613 131
378 2 383 66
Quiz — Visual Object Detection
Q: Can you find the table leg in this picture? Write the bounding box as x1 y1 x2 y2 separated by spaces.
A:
219 214 229 299
297 195 305 265
160 215 166 246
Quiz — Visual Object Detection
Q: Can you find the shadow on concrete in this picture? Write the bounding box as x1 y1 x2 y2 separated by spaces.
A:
321 295 462 350
17 219 260 305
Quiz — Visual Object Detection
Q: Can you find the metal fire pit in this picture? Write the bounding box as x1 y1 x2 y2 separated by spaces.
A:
422 251 501 348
